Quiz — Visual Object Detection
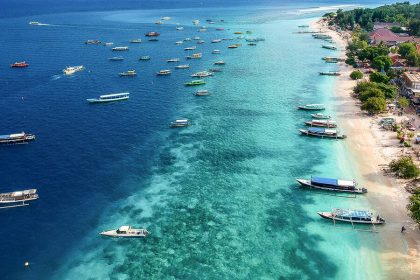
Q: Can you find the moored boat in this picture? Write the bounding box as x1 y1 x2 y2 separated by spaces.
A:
197 40 205 44
192 19 200 25
175 41 183 45
175 64 190 69
298 25 309 28
171 119 191 127
100 226 149 238
109 57 124 61
212 49 221 54
191 71 213 78
211 39 222 43
185 80 206 86
209 68 222 72
157 69 171 75
318 209 384 224
130 39 142 43
176 26 184 30
186 53 202 59
85 40 101 45
148 38 159 42
139 56 151 61
63 65 85 75
184 46 196 51
10 61 29 68
104 42 114 46
299 127 346 139
0 132 35 145
0 189 38 209
119 70 136 76
167 58 180 62
297 104 325 110
296 177 367 194
322 45 337 50
145 31 160 37
311 113 331 119
228 44 240 48
112 46 129 51
87 92 130 103
195 90 210 96
214 60 225 65
319 71 341 76
304 119 337 128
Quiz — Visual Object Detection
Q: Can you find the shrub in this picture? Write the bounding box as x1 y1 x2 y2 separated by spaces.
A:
372 55 392 71
398 97 410 110
369 72 390 84
389 156 420 179
361 97 386 114
407 191 420 224
359 88 385 102
350 70 363 80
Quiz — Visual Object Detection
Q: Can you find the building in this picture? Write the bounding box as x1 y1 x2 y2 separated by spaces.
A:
373 22 401 30
401 72 420 100
369 28 407 46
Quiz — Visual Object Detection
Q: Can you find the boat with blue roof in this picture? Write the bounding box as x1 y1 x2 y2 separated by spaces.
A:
299 127 346 139
296 177 367 194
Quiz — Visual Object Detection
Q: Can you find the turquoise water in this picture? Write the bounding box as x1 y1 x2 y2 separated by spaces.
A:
46 7 384 280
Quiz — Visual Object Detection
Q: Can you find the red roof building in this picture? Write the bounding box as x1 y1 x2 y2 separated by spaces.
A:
369 28 406 45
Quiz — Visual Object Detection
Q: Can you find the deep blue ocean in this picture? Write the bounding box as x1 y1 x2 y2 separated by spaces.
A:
0 0 400 279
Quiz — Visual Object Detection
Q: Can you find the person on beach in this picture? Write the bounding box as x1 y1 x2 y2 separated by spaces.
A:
401 226 406 233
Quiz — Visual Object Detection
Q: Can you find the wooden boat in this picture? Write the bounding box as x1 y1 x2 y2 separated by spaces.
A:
157 70 171 75
296 177 366 194
100 226 149 238
297 104 325 110
0 189 38 209
119 70 136 76
322 45 337 50
319 71 341 76
304 119 337 128
299 127 346 139
87 93 129 103
170 119 191 127
175 65 190 69
311 113 331 119
0 132 35 145
318 209 384 224
185 80 206 86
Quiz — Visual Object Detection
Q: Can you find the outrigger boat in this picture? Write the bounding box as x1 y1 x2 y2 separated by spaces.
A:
0 132 35 145
0 189 38 209
186 53 202 59
296 177 367 194
87 92 129 103
318 209 384 224
185 80 206 86
157 69 171 75
170 119 191 127
304 119 337 128
311 113 331 119
100 226 149 238
191 71 213 78
299 127 346 139
319 71 341 76
297 104 325 110
119 70 136 76
322 45 337 50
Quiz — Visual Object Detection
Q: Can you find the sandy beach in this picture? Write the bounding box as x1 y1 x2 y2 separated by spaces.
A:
311 19 420 278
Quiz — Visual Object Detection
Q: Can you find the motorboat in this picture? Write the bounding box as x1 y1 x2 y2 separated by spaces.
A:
63 65 85 75
214 61 225 65
191 71 213 78
157 69 171 75
319 71 341 76
175 41 183 45
296 177 366 194
195 90 210 96
211 39 222 43
109 57 124 61
176 26 184 31
148 38 159 42
167 58 180 62
304 119 337 128
192 19 200 25
209 68 222 72
104 42 114 46
100 226 149 238
311 113 331 119
175 64 190 69
0 132 35 145
0 189 38 209
228 44 240 48
184 46 196 51
130 39 142 43
212 50 221 54
145 31 160 37
87 92 130 103
322 45 337 50
10 61 29 68
318 209 385 224
85 40 101 44
298 127 346 139
297 104 325 110
119 70 136 76
139 56 151 61
197 40 205 44
185 80 206 86
112 46 129 51
186 53 202 59
171 119 191 127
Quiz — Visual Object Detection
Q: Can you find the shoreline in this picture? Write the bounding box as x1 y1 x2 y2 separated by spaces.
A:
310 19 420 278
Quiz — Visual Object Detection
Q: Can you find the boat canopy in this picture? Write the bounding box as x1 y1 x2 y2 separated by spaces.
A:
335 209 371 218
312 177 355 187
118 226 130 231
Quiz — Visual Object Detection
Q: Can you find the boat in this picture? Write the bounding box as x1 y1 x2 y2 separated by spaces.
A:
192 19 200 25
185 80 206 86
304 119 337 128
104 42 114 46
119 70 136 76
209 68 222 72
161 16 171 20
228 44 240 48
63 65 85 75
100 226 149 238
195 90 210 96
214 61 225 65
193 36 201 40
322 45 337 50
296 177 367 194
186 53 202 59
87 92 130 103
322 57 345 62
298 25 309 28
311 113 331 119
184 46 196 51
0 132 35 145
198 28 207 32
248 42 257 46
145 31 160 37
191 71 213 78
318 209 384 224
297 104 325 110
184 38 192 41
112 46 129 51
325 60 338 64
175 41 183 45
0 189 38 209
212 50 221 54
85 40 101 45
109 57 124 61
211 39 222 43
157 69 171 75
176 26 184 31
10 61 29 68
148 38 159 42
313 34 332 39
167 58 180 62
298 127 346 139
319 71 341 76
155 21 164 25
234 31 243 34
216 28 224 31
171 119 191 127
175 64 190 69
197 40 205 44
29 21 41 25
130 39 142 43
237 35 245 39
139 56 151 61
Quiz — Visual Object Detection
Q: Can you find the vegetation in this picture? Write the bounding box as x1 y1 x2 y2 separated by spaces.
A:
389 156 420 179
361 97 387 114
398 96 410 110
372 55 393 71
398 42 420 67
350 70 363 80
408 190 420 224
369 72 390 83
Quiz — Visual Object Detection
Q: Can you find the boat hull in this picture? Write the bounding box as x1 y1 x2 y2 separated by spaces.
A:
296 179 366 194
317 212 385 224
304 121 337 128
297 106 325 111
299 129 346 139
87 97 129 103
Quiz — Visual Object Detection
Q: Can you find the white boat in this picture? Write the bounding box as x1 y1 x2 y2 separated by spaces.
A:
176 26 184 30
161 16 171 20
175 41 184 45
29 21 41 25
193 36 201 40
192 19 200 25
191 71 213 78
155 21 164 25
211 39 222 43
87 92 130 103
0 189 38 209
63 65 85 75
184 46 196 51
318 209 385 225
184 38 192 41
130 39 142 43
104 42 114 46
100 226 149 238
157 69 171 75
171 119 191 127
212 49 221 54
186 53 202 59
195 90 210 96
112 46 129 51
214 60 225 65
175 64 190 69
167 58 180 62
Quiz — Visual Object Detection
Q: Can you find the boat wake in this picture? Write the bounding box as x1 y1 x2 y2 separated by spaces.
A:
50 74 63 81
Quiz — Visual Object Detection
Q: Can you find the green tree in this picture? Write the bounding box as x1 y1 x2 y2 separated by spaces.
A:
350 70 363 80
398 42 417 58
408 18 420 36
407 52 420 67
390 156 420 179
361 97 387 114
370 72 390 84
359 88 385 102
408 191 420 224
372 55 392 71
398 97 410 111
376 83 397 99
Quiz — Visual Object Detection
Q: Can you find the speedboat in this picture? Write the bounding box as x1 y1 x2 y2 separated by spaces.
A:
10 61 29 68
130 39 142 43
109 56 124 61
214 61 225 65
304 119 337 128
191 71 213 78
87 92 129 103
0 189 38 209
296 177 366 194
139 56 151 61
185 80 206 86
175 64 190 69
112 46 129 51
318 209 385 224
167 58 180 62
171 119 191 127
195 90 210 96
100 226 149 238
212 49 221 54
63 65 85 75
297 104 325 110
298 127 346 139
119 70 136 76
157 69 171 75
186 53 202 59
0 132 35 145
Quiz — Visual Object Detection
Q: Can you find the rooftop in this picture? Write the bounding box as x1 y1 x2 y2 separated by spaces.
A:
370 28 406 43
404 72 420 83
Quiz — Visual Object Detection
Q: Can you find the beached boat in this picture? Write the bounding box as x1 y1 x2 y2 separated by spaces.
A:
171 119 191 127
319 71 341 76
214 61 225 65
157 69 171 75
186 53 202 59
130 39 142 43
119 70 136 77
304 119 337 128
191 71 213 78
184 46 196 51
211 39 222 43
175 64 190 69
299 127 346 139
212 49 221 54
85 40 101 45
87 93 129 103
318 209 384 224
311 113 331 119
100 226 149 238
0 189 38 209
297 104 325 110
145 31 160 37
109 57 124 61
296 177 367 194
10 61 29 68
185 80 206 86
63 65 85 75
0 132 35 145
112 46 129 51
322 45 337 50
167 58 180 63
139 56 151 61
195 90 210 96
